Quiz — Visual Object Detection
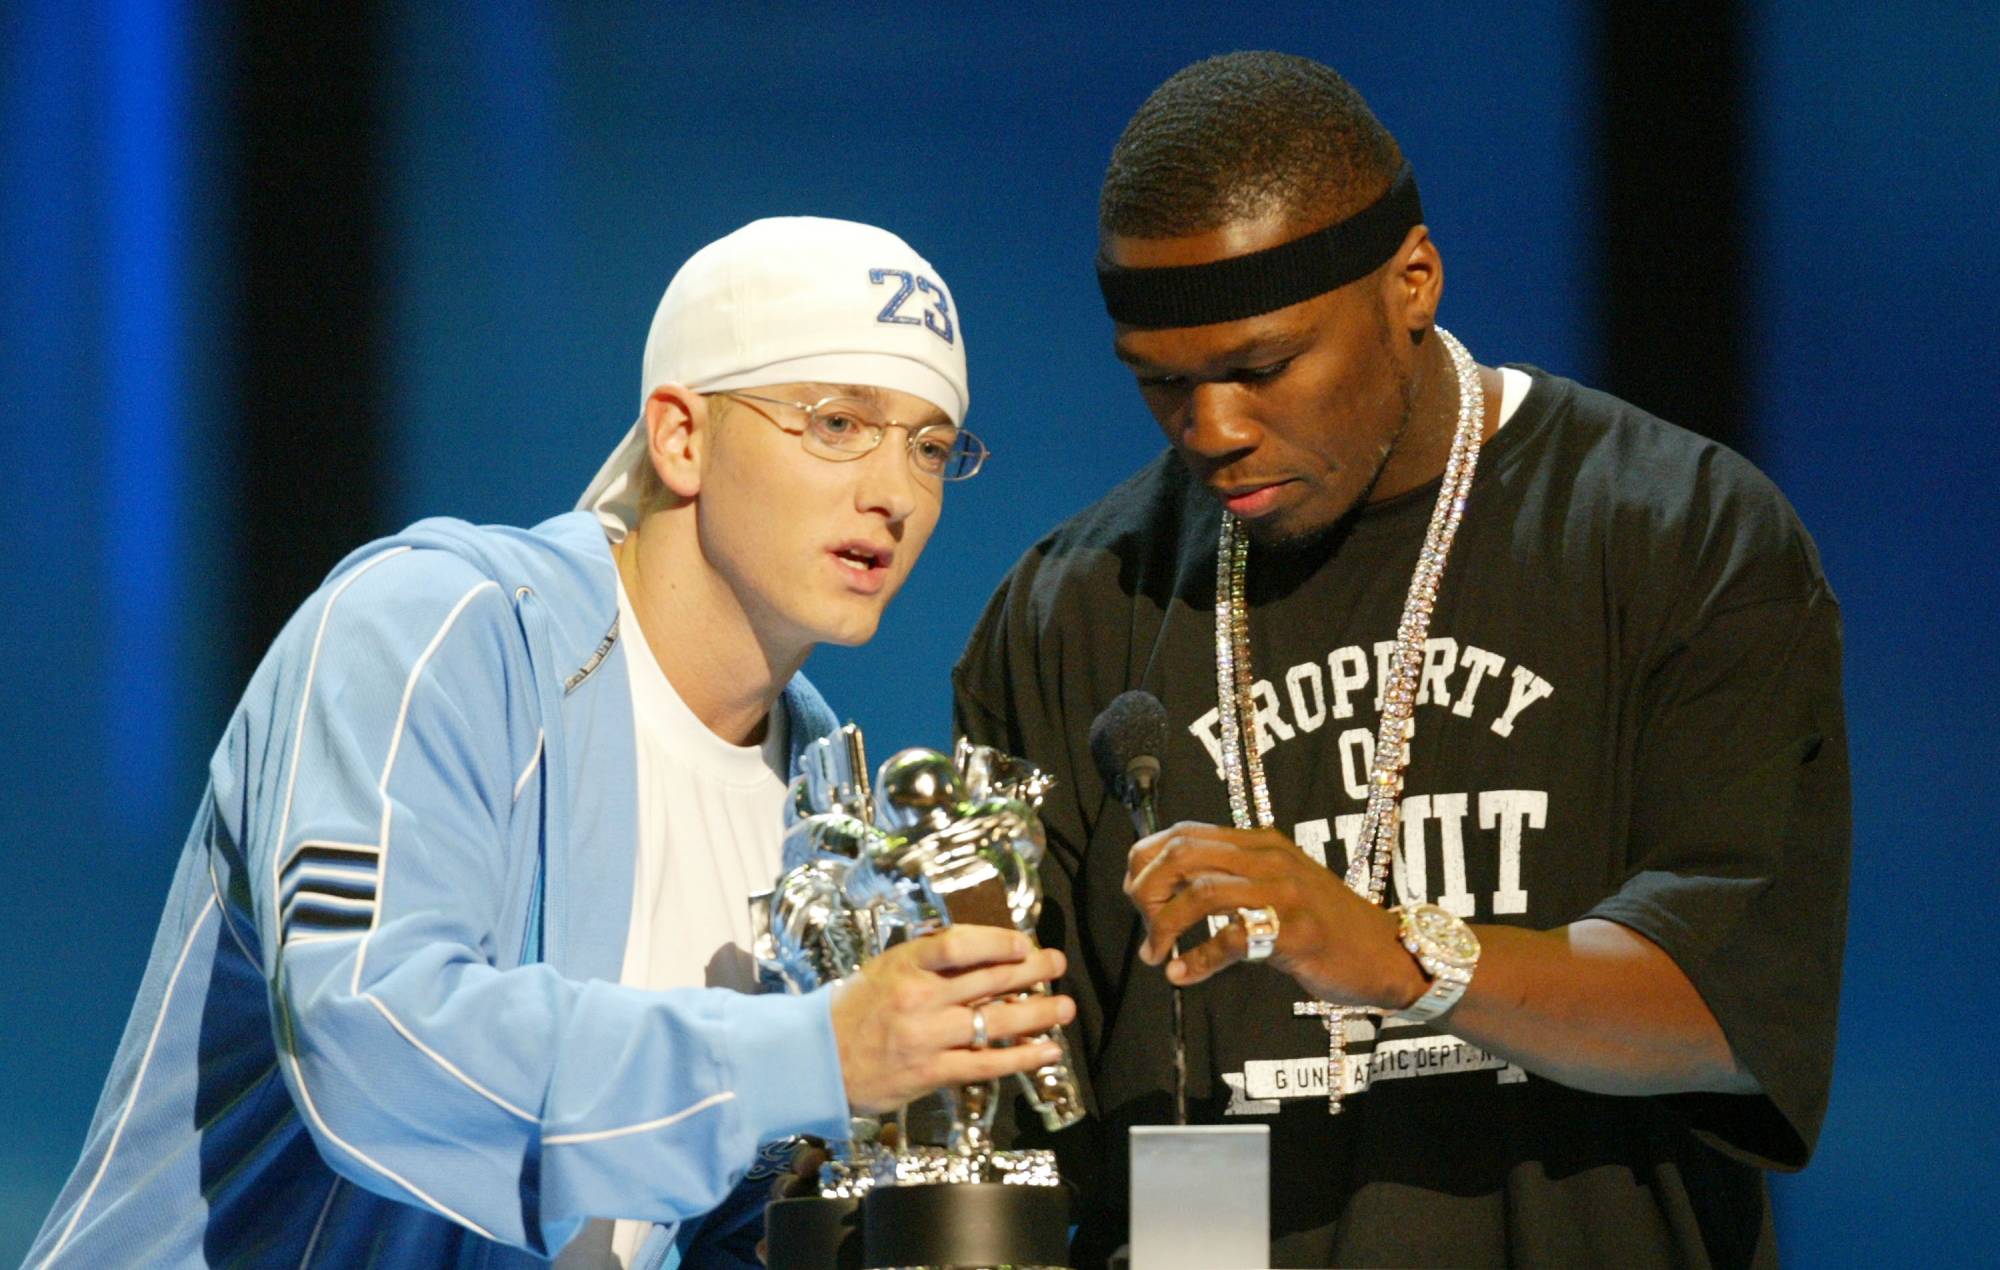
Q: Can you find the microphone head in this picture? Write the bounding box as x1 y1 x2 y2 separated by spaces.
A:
1089 690 1169 792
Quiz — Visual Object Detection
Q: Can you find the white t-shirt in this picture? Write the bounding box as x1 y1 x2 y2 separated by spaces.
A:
1498 364 1530 428
612 573 790 997
559 573 791 1269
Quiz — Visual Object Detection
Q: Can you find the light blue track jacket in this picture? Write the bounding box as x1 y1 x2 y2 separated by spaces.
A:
28 511 852 1268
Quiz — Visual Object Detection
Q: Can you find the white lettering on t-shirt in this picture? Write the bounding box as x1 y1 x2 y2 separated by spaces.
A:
1240 1036 1525 1102
1416 637 1459 708
1190 644 1554 784
1453 645 1507 718
1251 679 1296 753
1480 789 1545 914
1394 794 1432 906
1294 817 1331 869
1337 727 1374 801
1326 646 1369 720
1429 792 1475 916
1491 666 1555 737
1281 790 1539 919
1285 662 1328 733
1188 705 1225 778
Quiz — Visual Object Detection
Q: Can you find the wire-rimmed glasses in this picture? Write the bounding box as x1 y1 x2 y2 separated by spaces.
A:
711 390 989 481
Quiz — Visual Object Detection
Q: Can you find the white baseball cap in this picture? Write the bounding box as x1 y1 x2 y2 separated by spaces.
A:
578 216 970 536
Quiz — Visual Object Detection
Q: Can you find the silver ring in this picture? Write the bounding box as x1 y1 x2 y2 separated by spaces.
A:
1237 905 1280 962
969 1005 989 1050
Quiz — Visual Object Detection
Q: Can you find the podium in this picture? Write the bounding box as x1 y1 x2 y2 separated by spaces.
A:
765 1182 1070 1269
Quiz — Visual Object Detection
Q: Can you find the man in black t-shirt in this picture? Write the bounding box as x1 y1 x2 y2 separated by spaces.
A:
953 53 1848 1268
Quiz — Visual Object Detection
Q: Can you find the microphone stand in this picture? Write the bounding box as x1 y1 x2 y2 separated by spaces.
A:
1122 769 1186 1126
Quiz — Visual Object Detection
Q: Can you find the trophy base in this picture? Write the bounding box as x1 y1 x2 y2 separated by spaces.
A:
764 1194 864 1270
861 1180 1071 1269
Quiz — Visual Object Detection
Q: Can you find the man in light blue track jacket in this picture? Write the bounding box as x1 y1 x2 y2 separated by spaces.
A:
28 217 1073 1269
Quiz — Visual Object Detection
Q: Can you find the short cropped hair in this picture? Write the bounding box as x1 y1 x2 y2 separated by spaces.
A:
1099 51 1404 239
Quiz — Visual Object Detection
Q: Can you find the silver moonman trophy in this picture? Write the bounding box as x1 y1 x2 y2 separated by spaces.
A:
751 724 1080 1270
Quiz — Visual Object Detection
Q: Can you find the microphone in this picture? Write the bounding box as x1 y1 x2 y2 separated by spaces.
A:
1089 690 1186 1124
1089 690 1168 839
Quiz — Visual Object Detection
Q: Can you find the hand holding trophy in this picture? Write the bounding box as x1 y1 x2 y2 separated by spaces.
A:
752 725 1083 1269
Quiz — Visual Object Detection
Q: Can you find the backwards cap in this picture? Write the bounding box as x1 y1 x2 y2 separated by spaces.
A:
578 216 970 535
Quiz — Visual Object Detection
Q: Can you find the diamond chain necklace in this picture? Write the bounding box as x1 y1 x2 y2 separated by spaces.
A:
1213 326 1486 1113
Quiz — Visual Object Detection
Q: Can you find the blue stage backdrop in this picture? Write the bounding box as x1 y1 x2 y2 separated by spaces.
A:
1748 4 2000 1259
2 3 1994 1262
0 0 238 1254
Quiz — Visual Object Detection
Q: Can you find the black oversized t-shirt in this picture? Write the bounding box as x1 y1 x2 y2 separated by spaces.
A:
953 370 1850 1268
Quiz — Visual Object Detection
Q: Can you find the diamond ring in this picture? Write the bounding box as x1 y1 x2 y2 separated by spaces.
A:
969 1005 989 1050
1237 905 1280 961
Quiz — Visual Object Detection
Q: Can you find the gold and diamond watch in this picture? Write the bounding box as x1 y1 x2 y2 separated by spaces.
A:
1387 903 1481 1024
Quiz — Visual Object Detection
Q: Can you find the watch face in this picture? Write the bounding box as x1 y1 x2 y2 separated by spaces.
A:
1411 904 1480 966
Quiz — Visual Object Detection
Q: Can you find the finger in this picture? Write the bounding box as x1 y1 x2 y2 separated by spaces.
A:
1166 920 1248 988
914 989 1075 1053
1128 838 1281 912
929 1039 1069 1088
1125 838 1161 888
935 947 1066 1005
1125 819 1215 889
905 925 1035 973
1136 836 1224 904
967 992 1076 1047
1199 824 1295 849
1138 876 1267 964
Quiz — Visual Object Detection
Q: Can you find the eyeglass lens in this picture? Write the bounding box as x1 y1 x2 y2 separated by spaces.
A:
804 399 984 480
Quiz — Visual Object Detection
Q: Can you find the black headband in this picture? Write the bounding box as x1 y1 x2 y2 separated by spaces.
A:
1095 163 1424 329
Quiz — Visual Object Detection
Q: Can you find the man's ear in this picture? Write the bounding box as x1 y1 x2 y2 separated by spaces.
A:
643 383 708 500
1383 223 1443 336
